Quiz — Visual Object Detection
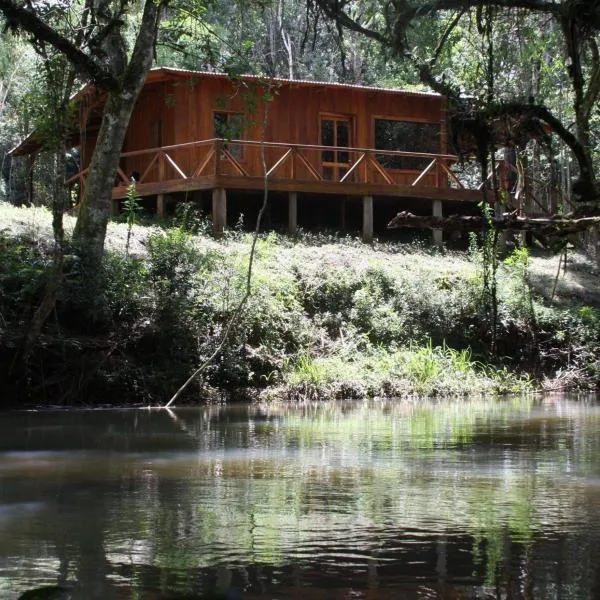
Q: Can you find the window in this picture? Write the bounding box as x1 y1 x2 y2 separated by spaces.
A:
375 119 440 170
214 111 244 160
321 115 352 180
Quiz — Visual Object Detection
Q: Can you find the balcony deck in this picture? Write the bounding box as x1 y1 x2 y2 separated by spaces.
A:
68 138 502 241
69 139 485 203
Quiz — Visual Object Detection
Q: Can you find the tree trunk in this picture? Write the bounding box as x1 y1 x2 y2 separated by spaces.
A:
387 210 600 238
71 0 162 275
71 89 138 268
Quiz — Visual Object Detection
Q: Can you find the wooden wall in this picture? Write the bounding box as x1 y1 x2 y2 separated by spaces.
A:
91 73 447 184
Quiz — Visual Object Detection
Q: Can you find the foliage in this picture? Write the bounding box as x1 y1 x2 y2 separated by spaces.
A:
123 182 143 255
0 232 50 327
1 204 599 405
172 201 212 235
278 337 532 401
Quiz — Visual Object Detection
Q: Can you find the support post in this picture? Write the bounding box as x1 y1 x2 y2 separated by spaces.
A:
362 195 373 243
288 191 298 235
110 199 118 217
156 194 165 217
340 197 347 231
432 199 443 248
212 187 227 234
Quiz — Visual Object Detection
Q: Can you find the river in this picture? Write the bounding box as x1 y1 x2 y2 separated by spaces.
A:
1 396 600 599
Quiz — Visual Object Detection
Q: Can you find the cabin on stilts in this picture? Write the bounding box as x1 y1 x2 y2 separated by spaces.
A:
11 67 537 243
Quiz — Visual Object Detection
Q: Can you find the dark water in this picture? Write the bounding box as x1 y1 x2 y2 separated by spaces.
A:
1 397 600 599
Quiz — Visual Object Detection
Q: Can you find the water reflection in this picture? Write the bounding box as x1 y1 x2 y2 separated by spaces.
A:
1 397 600 599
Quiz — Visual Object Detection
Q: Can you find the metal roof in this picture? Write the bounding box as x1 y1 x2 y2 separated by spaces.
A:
147 66 441 98
9 66 440 156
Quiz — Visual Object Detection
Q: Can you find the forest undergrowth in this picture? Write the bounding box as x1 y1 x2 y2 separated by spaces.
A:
1 201 599 406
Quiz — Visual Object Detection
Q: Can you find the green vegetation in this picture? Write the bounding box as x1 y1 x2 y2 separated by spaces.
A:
1 202 598 405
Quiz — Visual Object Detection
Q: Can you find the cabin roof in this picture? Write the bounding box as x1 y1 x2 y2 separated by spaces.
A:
144 67 441 98
9 68 440 156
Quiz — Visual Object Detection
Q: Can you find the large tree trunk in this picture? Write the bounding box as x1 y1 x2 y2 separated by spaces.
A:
71 0 162 276
71 89 138 267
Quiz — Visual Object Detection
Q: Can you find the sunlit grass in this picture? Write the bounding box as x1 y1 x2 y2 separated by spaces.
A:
276 342 534 401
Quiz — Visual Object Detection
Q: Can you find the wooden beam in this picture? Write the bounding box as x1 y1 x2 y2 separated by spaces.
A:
157 193 166 217
288 191 298 235
363 195 373 243
110 174 486 203
212 187 227 234
367 154 394 185
193 148 216 177
163 153 188 179
432 199 443 248
267 148 293 177
340 153 366 183
412 159 437 187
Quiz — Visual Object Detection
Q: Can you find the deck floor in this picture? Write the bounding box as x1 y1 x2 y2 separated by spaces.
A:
110 173 485 204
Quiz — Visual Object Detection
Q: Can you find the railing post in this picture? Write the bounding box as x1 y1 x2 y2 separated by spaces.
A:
158 151 166 181
156 152 166 217
214 139 222 176
290 148 296 180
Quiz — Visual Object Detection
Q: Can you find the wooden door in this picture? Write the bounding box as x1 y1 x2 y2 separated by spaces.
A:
320 115 352 181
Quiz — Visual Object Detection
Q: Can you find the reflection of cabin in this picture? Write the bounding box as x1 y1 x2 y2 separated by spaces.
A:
14 68 490 241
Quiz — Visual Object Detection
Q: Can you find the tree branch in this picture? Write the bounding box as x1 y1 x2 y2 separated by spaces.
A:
124 0 164 91
387 210 600 236
583 36 600 120
314 0 387 44
430 9 465 67
404 0 563 20
0 0 119 90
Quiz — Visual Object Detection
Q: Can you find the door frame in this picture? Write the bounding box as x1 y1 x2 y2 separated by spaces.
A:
319 113 355 181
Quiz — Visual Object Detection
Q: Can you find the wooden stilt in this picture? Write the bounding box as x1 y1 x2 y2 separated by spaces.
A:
288 191 298 235
340 197 347 230
157 193 166 217
432 199 443 248
362 195 373 243
212 187 227 234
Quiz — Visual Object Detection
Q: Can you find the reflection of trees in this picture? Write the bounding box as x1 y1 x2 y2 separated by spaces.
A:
4 399 600 598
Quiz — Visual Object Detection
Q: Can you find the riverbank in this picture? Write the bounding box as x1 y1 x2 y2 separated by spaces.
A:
1 201 598 405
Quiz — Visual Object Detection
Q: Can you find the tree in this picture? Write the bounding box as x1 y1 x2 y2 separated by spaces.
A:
315 0 600 207
0 0 166 283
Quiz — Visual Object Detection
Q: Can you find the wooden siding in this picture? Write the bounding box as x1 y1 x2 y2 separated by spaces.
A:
110 75 446 187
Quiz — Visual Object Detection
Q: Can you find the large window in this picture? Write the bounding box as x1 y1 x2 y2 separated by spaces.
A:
375 119 440 170
214 111 244 160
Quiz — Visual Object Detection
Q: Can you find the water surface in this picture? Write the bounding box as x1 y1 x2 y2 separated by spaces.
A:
1 397 600 599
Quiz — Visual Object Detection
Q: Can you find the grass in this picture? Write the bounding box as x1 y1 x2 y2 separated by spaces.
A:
0 201 598 404
273 342 533 402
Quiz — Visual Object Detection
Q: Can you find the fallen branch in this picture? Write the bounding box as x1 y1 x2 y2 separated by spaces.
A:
387 211 600 237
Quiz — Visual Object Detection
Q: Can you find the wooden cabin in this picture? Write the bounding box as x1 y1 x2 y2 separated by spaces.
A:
15 68 487 241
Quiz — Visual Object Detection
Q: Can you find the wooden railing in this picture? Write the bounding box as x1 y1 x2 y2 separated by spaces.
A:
68 138 471 195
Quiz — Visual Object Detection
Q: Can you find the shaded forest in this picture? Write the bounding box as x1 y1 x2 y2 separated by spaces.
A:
0 0 599 404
